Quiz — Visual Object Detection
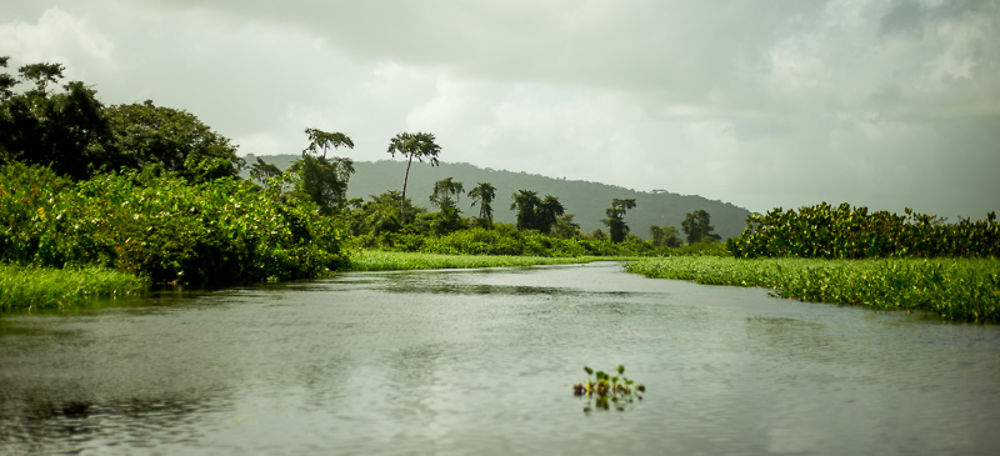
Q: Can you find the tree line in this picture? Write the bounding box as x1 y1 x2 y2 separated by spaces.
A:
1 56 725 285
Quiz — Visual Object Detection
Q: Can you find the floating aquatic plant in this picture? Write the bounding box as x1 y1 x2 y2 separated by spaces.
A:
573 365 645 412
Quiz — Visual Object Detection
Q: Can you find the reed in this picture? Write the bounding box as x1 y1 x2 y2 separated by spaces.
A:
0 264 148 313
625 257 1000 322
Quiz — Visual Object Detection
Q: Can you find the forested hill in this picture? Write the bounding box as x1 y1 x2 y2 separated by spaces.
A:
246 155 752 239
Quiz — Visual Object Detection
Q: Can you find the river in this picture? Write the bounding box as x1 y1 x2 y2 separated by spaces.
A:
2 262 999 454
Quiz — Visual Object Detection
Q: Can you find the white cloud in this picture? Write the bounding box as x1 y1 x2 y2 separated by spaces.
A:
0 7 115 71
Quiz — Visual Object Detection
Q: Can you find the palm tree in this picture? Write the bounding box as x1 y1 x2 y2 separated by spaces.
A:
386 132 441 225
468 182 496 227
510 190 541 231
603 198 637 243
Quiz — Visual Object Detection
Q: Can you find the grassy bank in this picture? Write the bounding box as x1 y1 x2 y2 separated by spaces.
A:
0 264 148 313
344 249 630 271
625 257 1000 322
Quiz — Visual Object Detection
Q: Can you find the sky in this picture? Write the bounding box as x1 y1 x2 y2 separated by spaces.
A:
2 0 998 218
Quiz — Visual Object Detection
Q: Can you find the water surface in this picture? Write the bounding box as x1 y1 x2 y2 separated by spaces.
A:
2 262 999 454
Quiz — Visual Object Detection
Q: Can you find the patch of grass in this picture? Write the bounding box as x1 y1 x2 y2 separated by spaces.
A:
625 257 1000 322
344 249 632 271
0 264 148 313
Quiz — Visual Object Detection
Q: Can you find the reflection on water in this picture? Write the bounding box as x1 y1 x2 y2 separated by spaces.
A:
2 262 999 455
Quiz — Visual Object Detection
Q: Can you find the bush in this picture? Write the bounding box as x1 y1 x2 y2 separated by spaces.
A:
1 162 344 286
728 203 1000 259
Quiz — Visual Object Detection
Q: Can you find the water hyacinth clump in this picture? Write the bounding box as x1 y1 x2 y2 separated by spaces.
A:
573 365 645 413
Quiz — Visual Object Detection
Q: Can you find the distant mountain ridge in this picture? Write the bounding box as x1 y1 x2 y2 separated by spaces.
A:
245 155 752 239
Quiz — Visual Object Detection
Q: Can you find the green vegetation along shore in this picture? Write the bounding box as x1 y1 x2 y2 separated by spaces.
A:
0 264 147 313
343 250 628 271
625 257 1000 322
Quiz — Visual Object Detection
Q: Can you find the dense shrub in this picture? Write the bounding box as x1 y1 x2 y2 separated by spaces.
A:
1 162 343 286
728 203 1000 259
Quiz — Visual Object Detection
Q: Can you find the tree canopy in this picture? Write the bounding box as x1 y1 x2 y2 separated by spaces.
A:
1 57 243 182
304 128 354 159
468 182 496 228
105 100 242 181
510 190 564 233
603 198 637 243
682 209 721 244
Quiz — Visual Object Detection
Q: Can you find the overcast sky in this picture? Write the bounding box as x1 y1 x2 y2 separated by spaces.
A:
2 0 998 218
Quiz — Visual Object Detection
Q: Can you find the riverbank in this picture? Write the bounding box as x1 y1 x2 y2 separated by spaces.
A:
625 257 1000 322
343 249 631 271
0 264 148 313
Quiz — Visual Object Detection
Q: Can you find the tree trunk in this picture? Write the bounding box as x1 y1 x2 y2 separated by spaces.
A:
401 155 414 225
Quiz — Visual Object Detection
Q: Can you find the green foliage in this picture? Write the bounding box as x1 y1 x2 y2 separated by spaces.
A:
573 365 645 412
341 190 426 236
728 203 1000 259
682 209 720 245
104 100 243 182
303 128 354 159
625 256 1000 322
0 61 118 179
249 157 282 185
603 198 636 243
1 58 242 182
346 223 719 258
286 154 355 214
550 214 582 239
428 177 465 235
510 190 564 233
343 249 609 271
650 225 682 247
1 264 147 313
468 182 496 227
0 161 344 286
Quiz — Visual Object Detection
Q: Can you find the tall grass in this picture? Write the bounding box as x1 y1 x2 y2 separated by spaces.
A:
625 257 1000 322
0 264 148 313
344 249 629 271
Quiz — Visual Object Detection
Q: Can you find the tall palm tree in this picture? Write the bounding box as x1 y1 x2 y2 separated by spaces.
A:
386 132 441 225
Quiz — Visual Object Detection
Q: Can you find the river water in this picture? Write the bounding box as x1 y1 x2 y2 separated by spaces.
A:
1 262 999 455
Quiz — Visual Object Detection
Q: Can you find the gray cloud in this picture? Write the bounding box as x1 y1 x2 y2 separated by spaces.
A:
2 0 998 218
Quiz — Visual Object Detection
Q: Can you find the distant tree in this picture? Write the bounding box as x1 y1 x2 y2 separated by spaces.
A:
361 191 405 235
249 157 282 185
682 209 721 244
387 132 441 225
603 198 637 243
590 228 609 241
430 177 464 209
468 182 496 228
0 57 17 100
650 225 682 247
510 190 541 231
303 128 354 159
104 100 243 181
510 190 566 233
17 62 65 94
430 177 464 234
537 195 565 234
286 155 354 214
550 214 581 239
